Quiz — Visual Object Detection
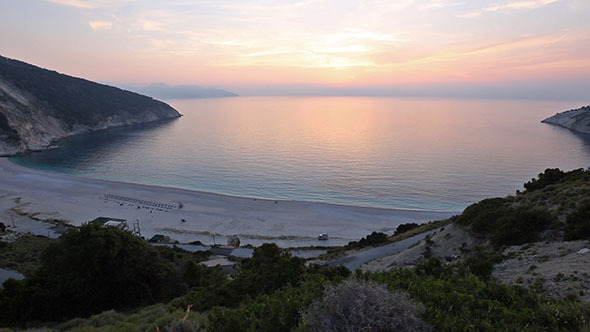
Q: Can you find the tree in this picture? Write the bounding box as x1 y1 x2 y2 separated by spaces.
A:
0 223 185 325
232 243 306 296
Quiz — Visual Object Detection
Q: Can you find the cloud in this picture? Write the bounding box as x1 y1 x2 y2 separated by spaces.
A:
44 0 93 9
43 0 137 9
89 20 112 30
420 1 465 10
461 0 560 17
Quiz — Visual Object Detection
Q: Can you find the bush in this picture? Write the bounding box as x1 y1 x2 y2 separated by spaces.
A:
346 231 389 250
205 276 327 332
456 198 509 233
394 222 420 235
524 168 566 192
489 207 553 246
300 279 430 332
232 243 306 296
363 260 590 331
564 202 590 241
0 224 204 325
456 198 554 246
164 319 203 332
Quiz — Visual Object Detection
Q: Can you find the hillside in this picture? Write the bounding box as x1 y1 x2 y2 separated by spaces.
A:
542 105 590 134
1 168 590 331
364 168 590 301
0 56 181 156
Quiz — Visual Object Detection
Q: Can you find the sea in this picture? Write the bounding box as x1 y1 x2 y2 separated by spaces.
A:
11 97 590 212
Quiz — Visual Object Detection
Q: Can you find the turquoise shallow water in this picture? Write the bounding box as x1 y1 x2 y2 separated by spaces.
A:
11 97 590 211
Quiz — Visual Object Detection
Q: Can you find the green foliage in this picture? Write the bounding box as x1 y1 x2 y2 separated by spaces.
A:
205 276 327 332
457 197 554 246
0 224 212 326
564 202 590 241
0 234 53 275
394 222 420 235
459 247 505 281
232 243 307 297
362 259 590 331
345 231 389 250
456 197 510 234
489 207 553 246
524 168 567 192
0 55 178 128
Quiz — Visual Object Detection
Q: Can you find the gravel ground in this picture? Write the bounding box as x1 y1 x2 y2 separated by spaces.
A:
494 240 590 301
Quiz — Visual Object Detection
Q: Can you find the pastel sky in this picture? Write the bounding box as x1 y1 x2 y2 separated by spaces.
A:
0 0 589 97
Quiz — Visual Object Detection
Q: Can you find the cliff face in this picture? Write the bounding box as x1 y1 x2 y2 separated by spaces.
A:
0 56 181 156
541 106 590 134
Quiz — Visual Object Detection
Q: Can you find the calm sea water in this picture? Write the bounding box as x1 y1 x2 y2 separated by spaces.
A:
12 97 590 211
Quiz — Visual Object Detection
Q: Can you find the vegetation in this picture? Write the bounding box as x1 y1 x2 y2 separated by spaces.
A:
300 279 430 332
394 222 420 235
3 168 590 330
0 224 210 325
345 231 389 249
564 201 590 241
363 258 590 332
523 168 567 192
0 234 53 275
457 168 590 246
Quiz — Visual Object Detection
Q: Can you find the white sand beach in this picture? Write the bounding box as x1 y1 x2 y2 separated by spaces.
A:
0 158 457 247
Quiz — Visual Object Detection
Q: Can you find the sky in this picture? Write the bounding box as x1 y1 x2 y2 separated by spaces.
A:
0 0 589 98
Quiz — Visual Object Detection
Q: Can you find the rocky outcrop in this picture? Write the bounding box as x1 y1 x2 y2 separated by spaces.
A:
0 56 181 156
541 105 590 134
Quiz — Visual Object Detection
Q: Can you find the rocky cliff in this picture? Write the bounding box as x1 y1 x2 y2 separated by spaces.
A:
541 105 590 134
0 56 181 156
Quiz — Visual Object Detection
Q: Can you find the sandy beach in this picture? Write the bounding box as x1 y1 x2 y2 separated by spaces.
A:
0 158 457 247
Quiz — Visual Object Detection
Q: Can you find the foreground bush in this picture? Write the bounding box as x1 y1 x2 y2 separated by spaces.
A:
0 224 209 326
300 279 430 332
364 258 590 331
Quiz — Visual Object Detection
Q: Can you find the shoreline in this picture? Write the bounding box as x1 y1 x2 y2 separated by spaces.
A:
0 158 458 247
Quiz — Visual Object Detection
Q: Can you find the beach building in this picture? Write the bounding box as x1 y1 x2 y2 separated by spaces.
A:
89 217 129 231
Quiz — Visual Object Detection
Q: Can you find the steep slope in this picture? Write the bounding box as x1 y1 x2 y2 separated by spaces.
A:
542 105 590 134
0 56 181 156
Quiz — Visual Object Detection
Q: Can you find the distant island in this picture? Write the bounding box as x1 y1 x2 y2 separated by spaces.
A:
0 55 181 156
121 83 238 99
542 105 590 134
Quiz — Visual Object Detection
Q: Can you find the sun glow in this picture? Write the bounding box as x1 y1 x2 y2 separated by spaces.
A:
1 0 589 93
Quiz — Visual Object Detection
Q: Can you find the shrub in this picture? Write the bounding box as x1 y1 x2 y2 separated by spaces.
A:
524 168 566 192
489 207 553 246
0 224 202 326
300 279 430 332
456 197 509 233
346 231 389 249
362 260 590 332
564 202 590 241
394 222 420 235
205 276 327 332
232 243 307 296
164 319 203 332
456 197 554 246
